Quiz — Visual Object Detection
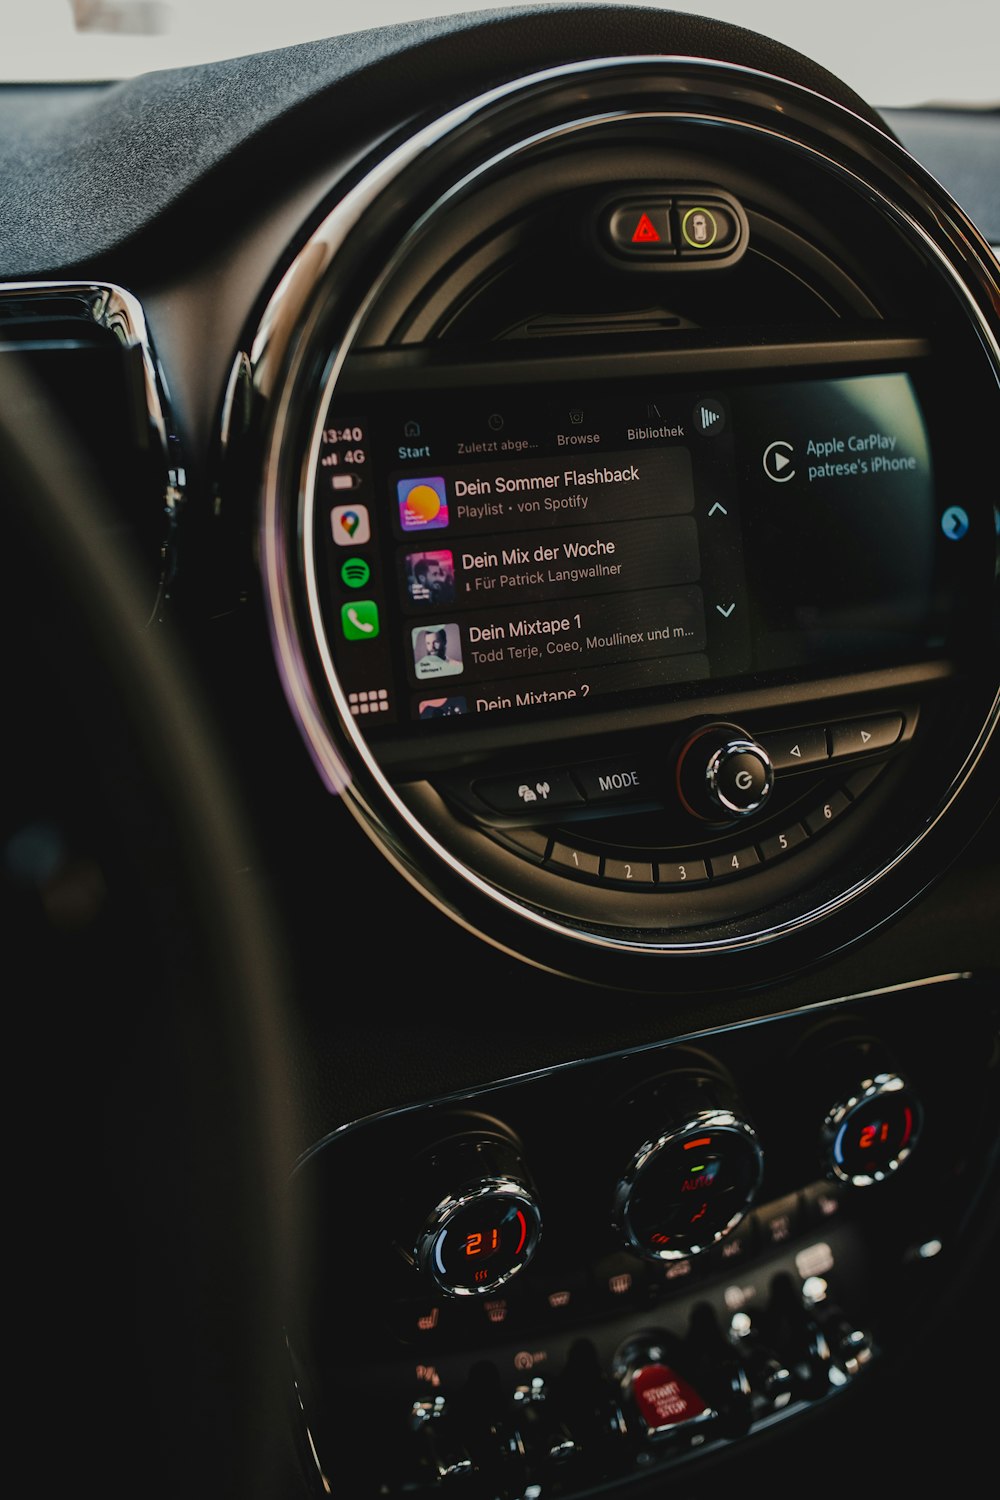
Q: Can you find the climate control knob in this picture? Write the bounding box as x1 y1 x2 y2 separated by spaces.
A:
612 1057 764 1260
675 722 774 821
403 1120 543 1296
799 1024 924 1187
822 1070 922 1186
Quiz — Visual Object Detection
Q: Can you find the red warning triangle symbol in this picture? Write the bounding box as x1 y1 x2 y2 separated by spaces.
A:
631 212 661 244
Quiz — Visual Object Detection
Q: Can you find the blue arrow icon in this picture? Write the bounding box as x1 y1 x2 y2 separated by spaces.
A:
941 506 969 540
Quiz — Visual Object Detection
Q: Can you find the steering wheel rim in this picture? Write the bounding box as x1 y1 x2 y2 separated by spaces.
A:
0 357 302 1497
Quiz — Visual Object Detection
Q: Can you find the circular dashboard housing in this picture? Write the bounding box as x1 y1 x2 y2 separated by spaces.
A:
245 52 1000 986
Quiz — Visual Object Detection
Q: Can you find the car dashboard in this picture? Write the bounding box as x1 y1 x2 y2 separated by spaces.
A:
2 6 998 1499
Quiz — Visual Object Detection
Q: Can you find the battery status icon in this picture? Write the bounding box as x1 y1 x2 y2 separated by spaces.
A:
331 473 361 490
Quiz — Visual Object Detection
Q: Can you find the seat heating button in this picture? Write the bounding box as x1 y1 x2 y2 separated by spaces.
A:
829 714 903 759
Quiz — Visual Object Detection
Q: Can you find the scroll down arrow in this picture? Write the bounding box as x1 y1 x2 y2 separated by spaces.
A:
708 502 728 517
716 602 736 618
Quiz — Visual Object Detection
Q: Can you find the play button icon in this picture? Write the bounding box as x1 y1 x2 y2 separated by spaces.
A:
763 440 796 483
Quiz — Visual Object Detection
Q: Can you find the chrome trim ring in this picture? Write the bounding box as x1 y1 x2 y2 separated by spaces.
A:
611 1109 764 1261
414 1177 543 1297
249 55 1000 971
822 1072 923 1187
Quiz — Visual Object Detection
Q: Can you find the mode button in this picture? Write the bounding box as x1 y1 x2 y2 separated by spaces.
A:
575 759 650 803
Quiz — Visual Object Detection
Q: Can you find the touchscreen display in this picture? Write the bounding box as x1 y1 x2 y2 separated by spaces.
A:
313 369 944 730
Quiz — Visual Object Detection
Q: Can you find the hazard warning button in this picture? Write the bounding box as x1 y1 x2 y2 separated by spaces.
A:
604 199 674 257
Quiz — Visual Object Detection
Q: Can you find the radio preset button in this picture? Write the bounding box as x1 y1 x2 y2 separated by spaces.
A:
804 791 850 835
709 845 761 878
759 823 809 862
549 842 600 878
603 857 655 885
657 858 709 886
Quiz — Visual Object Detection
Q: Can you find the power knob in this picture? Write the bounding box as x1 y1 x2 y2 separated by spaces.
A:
612 1054 764 1261
401 1118 542 1297
675 722 774 821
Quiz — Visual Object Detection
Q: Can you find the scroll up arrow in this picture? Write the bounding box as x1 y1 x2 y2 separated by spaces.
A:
716 602 736 618
708 502 728 517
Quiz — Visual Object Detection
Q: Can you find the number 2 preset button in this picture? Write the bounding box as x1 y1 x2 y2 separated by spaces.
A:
603 857 655 885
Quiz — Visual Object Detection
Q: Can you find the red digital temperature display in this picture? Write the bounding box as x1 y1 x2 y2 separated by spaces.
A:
426 1193 539 1295
829 1077 922 1184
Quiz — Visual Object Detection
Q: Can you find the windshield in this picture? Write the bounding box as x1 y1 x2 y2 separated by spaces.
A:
5 0 999 107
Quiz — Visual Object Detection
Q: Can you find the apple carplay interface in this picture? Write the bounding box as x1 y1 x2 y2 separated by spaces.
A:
311 368 959 734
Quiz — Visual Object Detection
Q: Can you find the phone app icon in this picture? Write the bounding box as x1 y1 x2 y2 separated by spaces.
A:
332 504 371 545
341 600 380 640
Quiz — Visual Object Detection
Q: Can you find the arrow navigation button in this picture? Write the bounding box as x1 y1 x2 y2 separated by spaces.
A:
708 502 728 517
716 602 736 618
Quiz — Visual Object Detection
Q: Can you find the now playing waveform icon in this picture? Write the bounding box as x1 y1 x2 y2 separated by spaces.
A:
695 399 725 436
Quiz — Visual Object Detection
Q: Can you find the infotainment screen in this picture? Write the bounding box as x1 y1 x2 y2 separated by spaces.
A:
311 366 950 732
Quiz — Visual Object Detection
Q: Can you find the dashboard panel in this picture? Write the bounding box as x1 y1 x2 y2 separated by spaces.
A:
2 8 998 1500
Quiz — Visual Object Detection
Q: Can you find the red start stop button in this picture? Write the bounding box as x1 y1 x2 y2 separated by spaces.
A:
629 1363 713 1435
